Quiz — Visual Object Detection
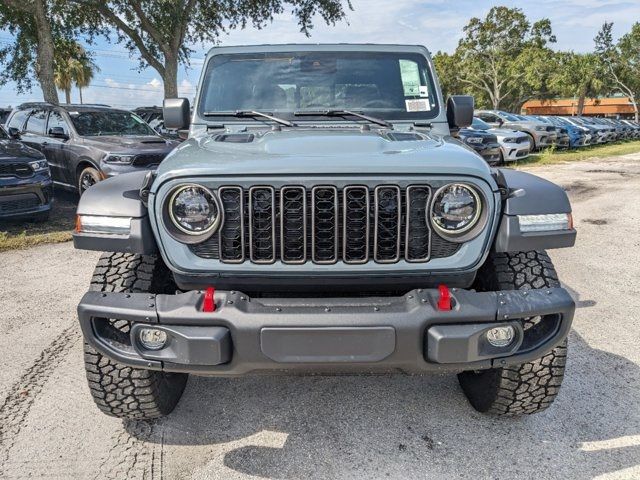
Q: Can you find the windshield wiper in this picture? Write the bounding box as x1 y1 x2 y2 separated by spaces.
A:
294 109 393 129
203 110 297 127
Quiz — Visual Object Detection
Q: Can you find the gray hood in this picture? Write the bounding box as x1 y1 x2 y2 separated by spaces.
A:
154 128 495 184
81 135 177 152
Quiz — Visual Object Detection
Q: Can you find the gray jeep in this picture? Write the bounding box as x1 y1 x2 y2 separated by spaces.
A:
73 44 576 419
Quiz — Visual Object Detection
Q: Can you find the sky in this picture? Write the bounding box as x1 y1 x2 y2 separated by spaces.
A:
1 0 639 109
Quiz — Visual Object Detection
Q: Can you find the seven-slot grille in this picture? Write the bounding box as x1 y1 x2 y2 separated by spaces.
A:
190 184 461 264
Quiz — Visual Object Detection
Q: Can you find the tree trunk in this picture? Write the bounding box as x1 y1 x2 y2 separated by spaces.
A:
576 94 586 116
163 55 179 98
79 86 83 104
630 95 639 122
32 0 59 104
65 88 71 104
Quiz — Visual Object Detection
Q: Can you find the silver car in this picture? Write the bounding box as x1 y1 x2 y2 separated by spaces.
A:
476 110 556 150
470 117 530 162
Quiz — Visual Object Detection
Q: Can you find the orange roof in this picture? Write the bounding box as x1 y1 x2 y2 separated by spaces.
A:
522 97 636 115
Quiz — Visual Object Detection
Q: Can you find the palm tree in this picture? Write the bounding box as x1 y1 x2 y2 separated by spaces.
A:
54 40 98 104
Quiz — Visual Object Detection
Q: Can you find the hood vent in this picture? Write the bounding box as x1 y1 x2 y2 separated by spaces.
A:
384 132 424 142
215 133 255 143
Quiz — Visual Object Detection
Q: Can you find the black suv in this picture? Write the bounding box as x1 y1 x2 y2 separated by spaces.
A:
5 103 178 193
0 125 52 221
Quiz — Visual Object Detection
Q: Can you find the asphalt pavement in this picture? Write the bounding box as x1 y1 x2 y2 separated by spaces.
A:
0 153 639 479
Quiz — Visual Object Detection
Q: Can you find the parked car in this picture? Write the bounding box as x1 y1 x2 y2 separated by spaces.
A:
527 116 571 148
0 125 52 221
469 117 530 162
74 43 577 420
133 106 181 141
475 110 556 150
561 117 606 144
457 125 502 165
5 103 179 194
621 119 640 138
541 116 590 148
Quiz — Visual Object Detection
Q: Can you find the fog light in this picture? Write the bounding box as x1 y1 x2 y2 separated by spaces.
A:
138 328 168 350
486 326 515 348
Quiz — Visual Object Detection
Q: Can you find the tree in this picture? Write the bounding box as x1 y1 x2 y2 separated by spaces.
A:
0 0 60 103
455 6 556 110
79 0 353 98
0 1 100 105
53 40 99 104
549 52 603 116
595 22 640 121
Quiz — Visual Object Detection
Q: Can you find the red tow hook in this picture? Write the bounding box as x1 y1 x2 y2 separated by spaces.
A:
437 284 452 311
202 287 216 312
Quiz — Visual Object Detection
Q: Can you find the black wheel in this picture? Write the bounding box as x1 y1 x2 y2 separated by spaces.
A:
458 251 568 416
78 166 101 194
83 253 188 419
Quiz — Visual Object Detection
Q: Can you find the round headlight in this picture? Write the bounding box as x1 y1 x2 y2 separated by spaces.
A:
168 184 222 235
430 183 482 236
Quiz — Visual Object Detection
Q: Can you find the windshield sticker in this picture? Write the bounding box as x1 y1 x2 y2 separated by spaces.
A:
419 86 430 98
399 59 422 97
405 99 431 112
132 115 145 124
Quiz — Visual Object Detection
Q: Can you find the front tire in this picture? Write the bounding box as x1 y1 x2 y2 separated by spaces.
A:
78 166 101 194
458 251 568 416
83 253 188 419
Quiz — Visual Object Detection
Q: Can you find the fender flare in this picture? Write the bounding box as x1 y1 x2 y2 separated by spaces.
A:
73 171 158 254
493 169 576 252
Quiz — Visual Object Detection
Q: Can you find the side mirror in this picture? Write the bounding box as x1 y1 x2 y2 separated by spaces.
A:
163 98 190 130
48 127 68 139
497 118 504 126
447 95 474 130
7 126 21 139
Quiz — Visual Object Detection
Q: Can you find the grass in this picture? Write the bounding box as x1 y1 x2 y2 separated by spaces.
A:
512 139 640 167
0 191 77 253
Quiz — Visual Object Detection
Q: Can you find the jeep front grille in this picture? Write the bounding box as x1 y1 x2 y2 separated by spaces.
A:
189 184 461 264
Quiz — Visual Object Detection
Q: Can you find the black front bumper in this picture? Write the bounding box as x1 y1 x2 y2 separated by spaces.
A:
0 177 53 218
78 287 575 375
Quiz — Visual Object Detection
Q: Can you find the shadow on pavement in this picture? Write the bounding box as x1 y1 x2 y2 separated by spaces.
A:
124 330 639 479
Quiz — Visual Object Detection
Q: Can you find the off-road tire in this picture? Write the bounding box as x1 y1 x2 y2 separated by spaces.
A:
458 251 568 416
83 253 188 419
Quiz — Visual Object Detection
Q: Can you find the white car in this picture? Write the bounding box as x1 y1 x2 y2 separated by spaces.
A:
471 117 530 163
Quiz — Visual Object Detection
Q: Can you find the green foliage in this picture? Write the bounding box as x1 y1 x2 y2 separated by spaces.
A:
82 0 353 97
452 6 556 110
53 39 99 103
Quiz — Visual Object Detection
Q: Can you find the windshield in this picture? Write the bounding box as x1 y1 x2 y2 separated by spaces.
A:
69 111 157 136
471 117 490 130
198 51 439 122
499 112 521 122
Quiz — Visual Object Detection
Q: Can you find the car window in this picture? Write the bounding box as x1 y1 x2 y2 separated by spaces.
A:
471 117 490 130
47 111 70 136
25 109 48 135
478 113 498 123
69 111 157 136
501 112 521 121
8 110 29 131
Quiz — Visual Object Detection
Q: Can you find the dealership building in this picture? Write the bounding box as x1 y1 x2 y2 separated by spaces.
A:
522 96 637 118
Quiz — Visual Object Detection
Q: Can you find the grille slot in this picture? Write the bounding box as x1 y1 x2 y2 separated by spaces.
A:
373 186 401 263
218 186 244 263
249 186 276 263
343 186 370 264
405 186 431 262
280 186 307 264
311 186 339 264
190 184 462 264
